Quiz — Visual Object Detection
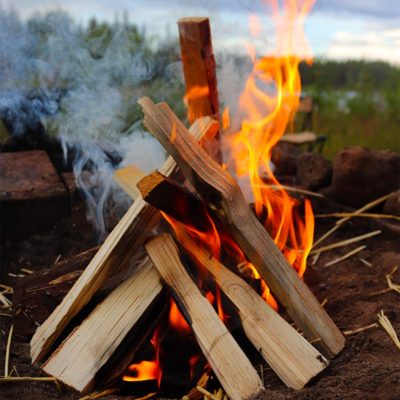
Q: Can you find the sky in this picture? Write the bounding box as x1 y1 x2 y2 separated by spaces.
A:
4 0 400 64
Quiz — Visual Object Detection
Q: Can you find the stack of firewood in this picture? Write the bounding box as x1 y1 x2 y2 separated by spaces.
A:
30 18 345 400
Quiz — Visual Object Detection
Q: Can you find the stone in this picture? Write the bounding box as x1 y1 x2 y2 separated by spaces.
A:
383 191 400 216
0 150 69 241
332 147 400 207
271 142 302 177
296 152 332 189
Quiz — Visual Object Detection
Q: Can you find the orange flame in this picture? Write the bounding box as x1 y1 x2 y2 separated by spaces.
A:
169 298 191 334
224 0 315 276
123 328 162 387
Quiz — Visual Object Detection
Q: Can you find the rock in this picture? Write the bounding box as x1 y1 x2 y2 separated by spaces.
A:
0 150 69 241
332 147 400 207
296 152 332 189
383 191 400 216
271 142 302 177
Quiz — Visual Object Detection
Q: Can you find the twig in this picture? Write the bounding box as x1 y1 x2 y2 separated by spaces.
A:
320 298 328 308
313 192 394 248
5 324 13 377
0 376 57 382
324 245 366 267
343 323 378 336
196 386 218 400
315 212 400 222
377 311 400 351
310 230 381 255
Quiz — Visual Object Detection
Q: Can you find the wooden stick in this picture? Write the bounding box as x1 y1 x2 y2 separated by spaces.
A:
42 259 162 393
30 114 218 363
146 234 265 400
175 230 328 389
178 17 221 163
310 230 381 255
113 165 146 200
138 97 345 358
135 170 329 387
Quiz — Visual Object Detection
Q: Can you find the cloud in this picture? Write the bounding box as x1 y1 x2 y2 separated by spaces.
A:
315 0 400 20
327 29 400 64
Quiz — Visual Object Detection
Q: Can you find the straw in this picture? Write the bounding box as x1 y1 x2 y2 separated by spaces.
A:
324 245 366 267
4 325 13 377
315 212 400 222
310 230 381 255
377 311 400 351
313 192 394 248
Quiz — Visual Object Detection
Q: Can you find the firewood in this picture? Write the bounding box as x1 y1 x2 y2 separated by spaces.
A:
30 114 218 363
113 165 146 200
134 170 328 389
178 17 221 162
145 234 265 400
42 259 163 394
138 97 345 358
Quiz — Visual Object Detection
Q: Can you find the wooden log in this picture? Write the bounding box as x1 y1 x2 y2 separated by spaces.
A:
178 17 221 163
145 234 265 400
113 165 146 200
135 171 328 388
42 258 163 393
138 97 345 358
30 115 218 363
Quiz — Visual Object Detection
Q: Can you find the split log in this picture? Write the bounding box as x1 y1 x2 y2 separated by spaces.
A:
31 115 218 363
145 234 265 400
135 170 328 389
178 17 221 163
138 97 345 358
42 258 163 393
113 165 146 200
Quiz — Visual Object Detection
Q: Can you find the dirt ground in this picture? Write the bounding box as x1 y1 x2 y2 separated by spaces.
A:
1 195 399 400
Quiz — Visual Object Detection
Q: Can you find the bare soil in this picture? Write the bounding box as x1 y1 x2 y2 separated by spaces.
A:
1 196 399 400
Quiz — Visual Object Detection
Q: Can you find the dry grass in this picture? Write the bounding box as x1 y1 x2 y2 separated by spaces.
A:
377 311 400 351
310 230 381 255
324 245 366 267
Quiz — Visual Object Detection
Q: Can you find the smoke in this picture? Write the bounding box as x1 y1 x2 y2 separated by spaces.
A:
0 7 179 240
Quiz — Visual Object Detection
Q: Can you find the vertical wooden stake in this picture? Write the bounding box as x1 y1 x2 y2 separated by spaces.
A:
178 17 221 163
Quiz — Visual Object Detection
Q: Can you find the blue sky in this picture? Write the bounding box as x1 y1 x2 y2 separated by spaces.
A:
5 0 400 64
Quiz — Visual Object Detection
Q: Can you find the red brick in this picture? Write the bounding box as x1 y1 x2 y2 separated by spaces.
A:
0 150 69 240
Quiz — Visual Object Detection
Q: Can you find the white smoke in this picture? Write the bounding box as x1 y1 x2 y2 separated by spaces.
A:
0 7 180 240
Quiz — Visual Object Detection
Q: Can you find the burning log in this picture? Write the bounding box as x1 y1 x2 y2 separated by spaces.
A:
30 115 218 363
42 259 163 393
178 17 221 163
138 97 345 358
145 233 265 400
136 170 328 389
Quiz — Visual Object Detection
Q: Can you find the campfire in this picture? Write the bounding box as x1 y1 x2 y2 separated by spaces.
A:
27 7 347 399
